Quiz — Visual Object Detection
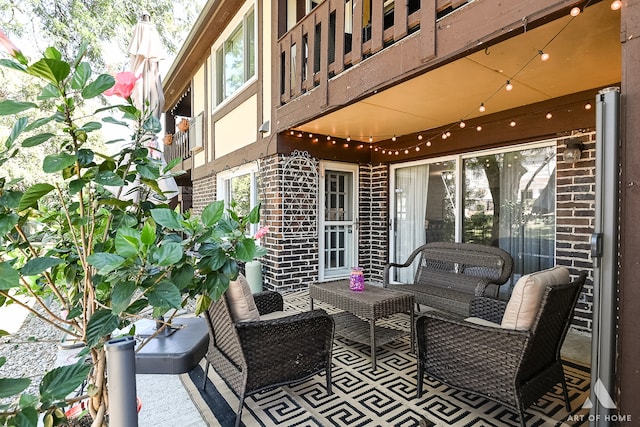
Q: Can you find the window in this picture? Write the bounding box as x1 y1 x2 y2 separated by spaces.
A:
215 8 255 104
390 140 557 286
217 163 261 234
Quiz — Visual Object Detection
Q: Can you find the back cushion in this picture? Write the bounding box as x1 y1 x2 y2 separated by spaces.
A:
501 266 570 330
226 274 260 322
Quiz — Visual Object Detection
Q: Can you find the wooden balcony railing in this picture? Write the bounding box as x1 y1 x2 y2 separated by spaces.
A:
164 130 191 165
278 0 468 106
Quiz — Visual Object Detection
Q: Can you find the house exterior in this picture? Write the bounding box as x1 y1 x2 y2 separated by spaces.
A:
162 0 640 421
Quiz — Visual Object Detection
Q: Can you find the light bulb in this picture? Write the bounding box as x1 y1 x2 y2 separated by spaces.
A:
346 136 351 142
611 0 622 11
332 140 336 144
546 112 553 119
289 130 294 135
459 120 466 128
476 125 482 131
415 146 420 152
442 133 447 140
382 150 386 154
327 135 331 140
404 149 409 154
344 143 349 148
369 136 373 142
358 144 364 149
446 131 451 137
479 103 486 113
585 103 592 110
510 120 516 127
394 151 399 155
418 134 423 140
539 51 550 61
570 7 581 16
506 80 513 91
309 133 313 138
392 135 397 142
426 141 432 147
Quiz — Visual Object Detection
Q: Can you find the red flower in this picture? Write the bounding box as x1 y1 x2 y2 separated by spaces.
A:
104 71 140 98
0 29 21 57
254 226 269 240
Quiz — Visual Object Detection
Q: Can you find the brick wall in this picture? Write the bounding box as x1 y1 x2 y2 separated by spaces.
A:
258 154 318 292
556 132 596 333
358 164 389 284
191 173 216 215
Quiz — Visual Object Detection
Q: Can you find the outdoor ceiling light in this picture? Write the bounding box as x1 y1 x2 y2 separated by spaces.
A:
564 139 584 164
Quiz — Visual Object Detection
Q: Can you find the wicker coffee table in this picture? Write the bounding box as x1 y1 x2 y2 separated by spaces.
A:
309 280 414 370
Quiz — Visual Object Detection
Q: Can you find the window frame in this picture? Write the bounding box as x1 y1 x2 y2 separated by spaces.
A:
213 3 257 108
216 162 261 235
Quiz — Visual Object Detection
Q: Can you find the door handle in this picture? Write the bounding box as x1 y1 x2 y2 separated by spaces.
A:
591 233 603 258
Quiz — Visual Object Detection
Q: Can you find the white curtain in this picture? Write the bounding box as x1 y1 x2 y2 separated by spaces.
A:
394 164 429 283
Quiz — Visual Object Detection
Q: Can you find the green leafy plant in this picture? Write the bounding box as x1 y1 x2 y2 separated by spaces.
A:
0 35 265 426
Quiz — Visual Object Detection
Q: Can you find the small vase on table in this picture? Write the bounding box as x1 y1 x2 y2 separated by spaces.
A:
349 267 365 292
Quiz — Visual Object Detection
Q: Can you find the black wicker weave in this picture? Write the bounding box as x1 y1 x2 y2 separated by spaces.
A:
383 242 514 316
416 272 587 427
203 290 335 427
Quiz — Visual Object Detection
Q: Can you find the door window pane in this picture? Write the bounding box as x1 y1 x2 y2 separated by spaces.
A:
462 146 556 278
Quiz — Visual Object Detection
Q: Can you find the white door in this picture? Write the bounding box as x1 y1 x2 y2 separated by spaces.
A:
319 162 358 280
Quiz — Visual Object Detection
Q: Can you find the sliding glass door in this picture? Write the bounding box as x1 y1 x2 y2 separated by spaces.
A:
390 141 556 286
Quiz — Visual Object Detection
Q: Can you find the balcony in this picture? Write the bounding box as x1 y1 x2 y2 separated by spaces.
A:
277 0 470 127
164 129 192 166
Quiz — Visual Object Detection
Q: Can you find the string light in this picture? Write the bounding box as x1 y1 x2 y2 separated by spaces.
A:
368 136 373 142
392 135 397 141
611 0 622 11
546 112 553 119
476 125 482 131
418 134 423 140
585 103 592 110
326 135 331 140
346 136 351 141
308 133 313 138
570 7 581 16
459 120 466 128
539 50 550 61
442 133 448 139
404 149 409 154
426 141 431 147
479 103 486 113
505 80 513 91
510 120 517 127
415 146 421 152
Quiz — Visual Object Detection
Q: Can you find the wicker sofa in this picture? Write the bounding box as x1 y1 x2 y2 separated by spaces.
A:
383 242 514 316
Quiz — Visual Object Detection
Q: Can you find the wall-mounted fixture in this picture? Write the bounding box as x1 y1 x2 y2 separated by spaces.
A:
258 121 270 133
564 139 584 164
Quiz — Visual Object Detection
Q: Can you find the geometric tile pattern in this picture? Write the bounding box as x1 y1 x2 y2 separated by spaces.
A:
181 290 591 427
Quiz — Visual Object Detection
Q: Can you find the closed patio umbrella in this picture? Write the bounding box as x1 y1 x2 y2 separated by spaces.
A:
128 12 178 201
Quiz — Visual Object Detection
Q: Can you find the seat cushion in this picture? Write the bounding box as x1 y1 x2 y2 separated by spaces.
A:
501 266 570 330
226 274 260 322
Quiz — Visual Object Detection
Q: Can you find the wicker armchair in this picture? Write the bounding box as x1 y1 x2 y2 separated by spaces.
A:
203 290 334 427
416 272 587 427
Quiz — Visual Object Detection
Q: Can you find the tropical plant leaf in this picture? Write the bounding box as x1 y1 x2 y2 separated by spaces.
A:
0 378 31 398
21 257 64 276
234 238 257 262
0 213 19 235
247 203 261 224
93 170 124 186
71 62 91 90
115 228 140 259
6 117 28 147
42 153 76 173
39 361 91 402
12 406 38 427
111 281 137 315
141 220 156 246
86 309 120 349
0 100 37 116
27 58 70 84
86 252 125 275
82 74 114 99
22 133 54 148
24 115 55 132
201 201 224 227
151 209 183 230
148 281 182 309
0 262 20 290
152 242 183 266
18 183 54 211
38 83 60 100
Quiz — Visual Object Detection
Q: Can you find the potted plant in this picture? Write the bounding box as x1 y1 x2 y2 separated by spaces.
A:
0 34 266 426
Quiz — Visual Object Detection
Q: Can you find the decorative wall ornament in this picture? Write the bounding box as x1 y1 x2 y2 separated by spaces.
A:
281 150 318 237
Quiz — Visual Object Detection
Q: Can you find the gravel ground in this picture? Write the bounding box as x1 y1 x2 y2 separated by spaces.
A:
0 303 62 406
